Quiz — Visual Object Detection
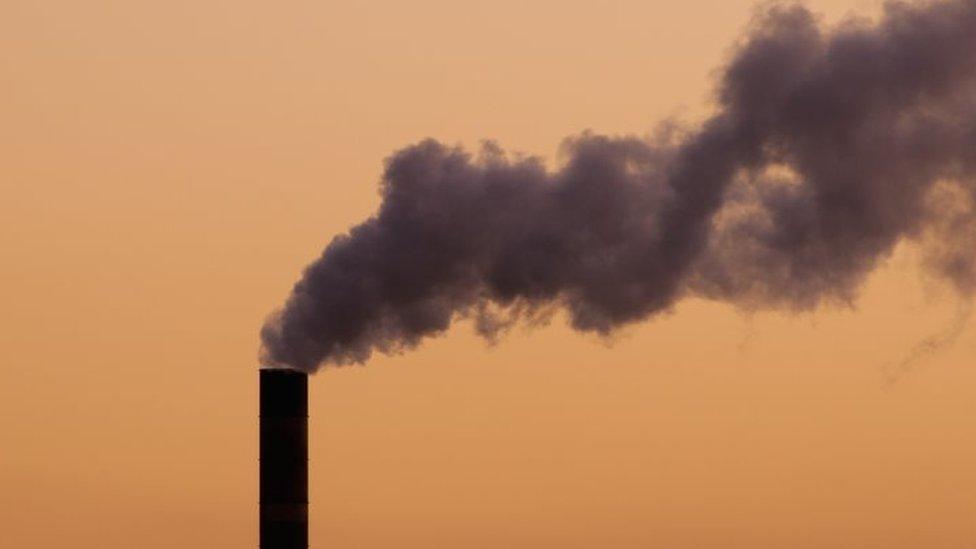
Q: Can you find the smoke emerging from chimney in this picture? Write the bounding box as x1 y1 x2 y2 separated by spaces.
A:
261 0 976 372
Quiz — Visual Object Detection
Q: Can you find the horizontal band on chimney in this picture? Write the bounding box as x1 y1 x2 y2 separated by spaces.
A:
261 503 308 523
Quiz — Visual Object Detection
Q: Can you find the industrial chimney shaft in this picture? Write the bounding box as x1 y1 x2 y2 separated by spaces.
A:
260 369 308 549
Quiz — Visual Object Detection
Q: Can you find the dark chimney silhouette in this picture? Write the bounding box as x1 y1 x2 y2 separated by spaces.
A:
260 369 308 548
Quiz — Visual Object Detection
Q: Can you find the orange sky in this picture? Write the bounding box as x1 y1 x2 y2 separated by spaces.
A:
2 1 974 547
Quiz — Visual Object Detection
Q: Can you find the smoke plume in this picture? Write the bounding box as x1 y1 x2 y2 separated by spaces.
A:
262 0 976 372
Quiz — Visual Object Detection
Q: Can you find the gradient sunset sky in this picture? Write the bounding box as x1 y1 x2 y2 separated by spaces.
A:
2 1 975 547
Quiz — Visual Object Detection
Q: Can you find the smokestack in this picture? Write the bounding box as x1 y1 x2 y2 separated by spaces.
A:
260 369 308 549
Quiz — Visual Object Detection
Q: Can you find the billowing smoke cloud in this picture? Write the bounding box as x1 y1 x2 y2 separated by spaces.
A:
262 0 976 372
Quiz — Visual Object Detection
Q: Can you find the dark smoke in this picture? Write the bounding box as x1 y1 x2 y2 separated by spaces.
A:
262 0 976 372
